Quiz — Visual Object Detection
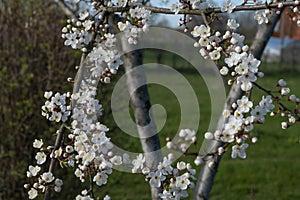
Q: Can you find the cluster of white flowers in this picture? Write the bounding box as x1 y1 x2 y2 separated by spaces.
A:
204 95 275 159
64 27 126 195
88 32 123 80
192 13 300 161
191 19 297 159
231 143 249 159
131 154 196 199
42 91 71 122
118 7 151 44
166 129 197 153
254 1 300 26
154 159 196 199
290 2 300 27
62 17 93 50
269 79 300 130
70 82 123 186
61 10 124 84
254 9 272 24
193 19 264 92
27 1 130 198
25 138 64 199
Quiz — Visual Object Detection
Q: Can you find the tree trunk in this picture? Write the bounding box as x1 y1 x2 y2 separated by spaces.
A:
194 11 282 200
108 13 163 199
121 39 163 200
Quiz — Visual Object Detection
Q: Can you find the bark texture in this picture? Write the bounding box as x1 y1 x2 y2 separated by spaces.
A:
194 11 282 200
121 45 163 199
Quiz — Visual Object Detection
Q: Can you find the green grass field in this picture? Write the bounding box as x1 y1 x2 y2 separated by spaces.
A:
93 50 300 200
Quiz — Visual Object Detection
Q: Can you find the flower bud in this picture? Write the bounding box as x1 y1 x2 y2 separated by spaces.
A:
194 156 203 166
281 87 290 96
166 141 173 149
218 147 225 155
251 137 258 143
204 132 214 140
281 122 288 129
277 79 287 87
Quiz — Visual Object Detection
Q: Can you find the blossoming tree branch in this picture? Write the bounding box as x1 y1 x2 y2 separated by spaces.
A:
25 0 300 199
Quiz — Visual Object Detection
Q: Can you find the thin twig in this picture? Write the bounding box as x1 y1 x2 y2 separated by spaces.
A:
252 81 300 120
44 124 66 200
183 151 199 156
88 171 94 198
201 12 209 27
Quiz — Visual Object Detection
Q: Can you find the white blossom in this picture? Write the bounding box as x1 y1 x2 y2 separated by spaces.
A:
33 139 43 149
82 20 93 31
35 152 47 165
132 154 145 173
251 105 267 123
254 10 269 24
225 52 242 67
194 156 203 166
289 116 296 124
64 32 78 49
28 188 38 199
175 173 190 190
159 190 173 199
191 25 211 38
157 157 173 175
259 95 274 112
278 79 287 87
231 143 248 159
221 0 236 13
178 129 196 142
209 50 221 60
79 11 89 20
281 87 290 96
41 172 55 183
93 172 108 186
110 155 122 165
122 153 131 165
224 116 243 135
289 94 297 102
171 3 181 15
281 122 288 129
220 66 229 75
236 96 253 113
227 19 239 30
44 91 53 99
148 171 166 187
103 195 111 200
27 165 41 177
166 141 173 149
204 132 214 140
176 161 186 170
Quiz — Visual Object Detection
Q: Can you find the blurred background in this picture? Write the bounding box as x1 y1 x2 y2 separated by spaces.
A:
0 0 79 198
1 0 300 199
